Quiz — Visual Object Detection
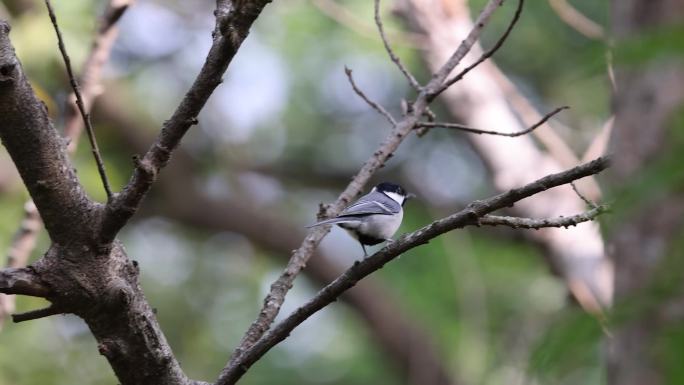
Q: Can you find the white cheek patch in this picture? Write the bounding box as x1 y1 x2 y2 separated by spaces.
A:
384 191 404 205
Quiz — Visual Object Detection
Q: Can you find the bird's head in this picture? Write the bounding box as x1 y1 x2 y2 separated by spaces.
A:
373 182 415 206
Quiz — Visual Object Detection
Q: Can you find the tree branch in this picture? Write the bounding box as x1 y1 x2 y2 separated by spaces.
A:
0 267 49 297
222 0 513 372
99 0 274 244
344 66 397 126
431 0 524 99
0 20 98 245
374 0 421 90
0 0 131 332
478 205 608 229
44 0 113 199
12 304 62 323
218 156 611 384
64 0 132 151
418 105 568 137
0 201 41 330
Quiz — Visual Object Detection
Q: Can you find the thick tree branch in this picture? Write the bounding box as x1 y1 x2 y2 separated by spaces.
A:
0 0 131 331
218 156 611 384
479 205 608 229
100 0 273 243
0 20 97 245
223 0 515 370
98 94 460 385
0 267 49 297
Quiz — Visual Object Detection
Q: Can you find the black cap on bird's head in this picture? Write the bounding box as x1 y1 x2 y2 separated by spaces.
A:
373 182 416 205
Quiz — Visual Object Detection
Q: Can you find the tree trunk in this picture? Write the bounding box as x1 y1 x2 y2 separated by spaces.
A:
607 1 684 384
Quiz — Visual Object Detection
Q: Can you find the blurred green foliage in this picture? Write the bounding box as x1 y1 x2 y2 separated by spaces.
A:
0 0 680 384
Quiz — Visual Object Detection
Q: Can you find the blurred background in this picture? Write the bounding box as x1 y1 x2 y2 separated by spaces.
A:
0 0 682 384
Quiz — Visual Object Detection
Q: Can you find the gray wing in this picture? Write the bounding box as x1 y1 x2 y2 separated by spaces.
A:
306 191 401 228
338 191 401 217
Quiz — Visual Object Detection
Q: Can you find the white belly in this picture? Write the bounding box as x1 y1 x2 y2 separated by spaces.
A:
342 211 403 241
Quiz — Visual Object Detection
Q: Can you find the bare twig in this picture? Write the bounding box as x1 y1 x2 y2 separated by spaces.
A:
44 0 113 199
311 0 426 48
344 66 397 126
374 0 421 90
64 0 132 151
431 0 524 99
220 1 513 375
479 205 607 229
570 182 598 209
0 201 41 330
218 156 611 383
548 0 604 40
418 105 568 137
12 305 62 323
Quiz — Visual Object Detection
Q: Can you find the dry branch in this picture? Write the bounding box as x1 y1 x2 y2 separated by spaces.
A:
0 267 49 297
44 0 113 198
100 0 274 243
218 156 610 383
419 106 568 137
479 205 608 229
222 0 517 373
0 0 131 331
345 66 397 126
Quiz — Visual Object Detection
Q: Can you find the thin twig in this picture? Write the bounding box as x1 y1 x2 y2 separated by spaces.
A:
0 201 41 331
374 0 422 90
479 205 607 229
44 0 113 199
418 106 568 137
344 66 397 126
218 156 611 383
548 0 604 40
12 305 62 323
64 0 132 152
432 0 524 99
425 0 515 98
219 1 516 377
311 0 427 49
570 182 598 209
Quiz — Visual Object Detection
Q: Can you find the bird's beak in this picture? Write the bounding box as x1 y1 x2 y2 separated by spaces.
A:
406 192 417 200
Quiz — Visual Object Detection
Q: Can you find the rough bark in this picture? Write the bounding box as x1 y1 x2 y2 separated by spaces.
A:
0 18 198 385
607 1 684 384
0 0 272 382
96 93 459 385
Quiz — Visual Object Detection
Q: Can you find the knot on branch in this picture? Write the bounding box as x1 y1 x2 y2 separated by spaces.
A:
98 338 126 360
133 155 157 181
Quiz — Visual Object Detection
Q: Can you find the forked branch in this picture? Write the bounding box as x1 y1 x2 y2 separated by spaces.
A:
218 156 611 384
99 0 274 243
222 0 518 373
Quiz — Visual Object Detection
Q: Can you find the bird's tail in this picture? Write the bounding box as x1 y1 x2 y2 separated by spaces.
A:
306 217 358 228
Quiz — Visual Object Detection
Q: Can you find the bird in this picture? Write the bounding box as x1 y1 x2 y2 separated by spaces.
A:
308 182 414 257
